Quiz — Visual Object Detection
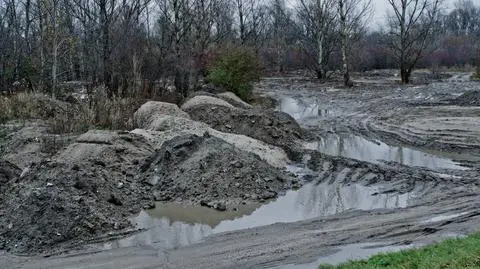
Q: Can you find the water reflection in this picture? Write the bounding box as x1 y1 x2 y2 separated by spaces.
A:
279 97 334 121
305 134 466 170
103 183 412 250
214 183 410 233
103 213 212 249
279 95 465 170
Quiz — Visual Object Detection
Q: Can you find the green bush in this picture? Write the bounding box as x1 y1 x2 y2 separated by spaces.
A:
206 47 260 101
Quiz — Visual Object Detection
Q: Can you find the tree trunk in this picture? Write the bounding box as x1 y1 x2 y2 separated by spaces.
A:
339 0 352 87
317 34 324 80
400 68 410 84
316 69 324 79
25 0 31 53
38 0 45 91
51 0 58 98
99 0 111 94
238 0 246 44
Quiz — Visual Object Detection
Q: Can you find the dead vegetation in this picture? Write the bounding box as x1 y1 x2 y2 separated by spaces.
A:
0 89 144 134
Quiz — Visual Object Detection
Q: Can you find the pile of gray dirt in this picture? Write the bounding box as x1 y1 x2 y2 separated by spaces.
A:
0 128 297 254
141 133 297 210
0 96 305 254
183 103 307 160
0 131 155 254
451 90 480 106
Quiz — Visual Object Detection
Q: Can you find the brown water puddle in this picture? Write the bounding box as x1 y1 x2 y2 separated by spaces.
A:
102 180 415 250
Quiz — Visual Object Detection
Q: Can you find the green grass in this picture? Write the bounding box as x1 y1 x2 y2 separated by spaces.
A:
319 233 480 269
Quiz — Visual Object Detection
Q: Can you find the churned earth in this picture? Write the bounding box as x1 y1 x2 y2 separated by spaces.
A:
2 71 480 269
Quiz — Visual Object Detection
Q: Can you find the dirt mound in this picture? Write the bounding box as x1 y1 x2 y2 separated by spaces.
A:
0 121 76 169
0 160 21 201
0 130 157 253
181 95 234 111
184 104 306 160
0 128 295 254
217 92 252 109
452 90 480 106
133 101 189 129
140 133 296 209
132 109 290 168
0 160 155 253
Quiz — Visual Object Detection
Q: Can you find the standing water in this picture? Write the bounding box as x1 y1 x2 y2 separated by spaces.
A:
278 96 466 170
103 179 414 250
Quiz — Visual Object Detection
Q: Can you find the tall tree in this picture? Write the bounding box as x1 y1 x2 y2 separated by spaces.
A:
387 0 443 83
270 0 289 72
298 0 337 79
338 0 371 86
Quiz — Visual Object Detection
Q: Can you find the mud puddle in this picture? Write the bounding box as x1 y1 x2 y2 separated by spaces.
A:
305 134 466 170
102 180 415 250
279 95 467 170
279 96 339 122
271 242 414 269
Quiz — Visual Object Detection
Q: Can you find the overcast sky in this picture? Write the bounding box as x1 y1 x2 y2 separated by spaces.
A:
370 0 475 29
286 0 474 30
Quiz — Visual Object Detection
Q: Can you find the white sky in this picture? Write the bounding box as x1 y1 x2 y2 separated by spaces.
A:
370 0 468 30
286 0 473 30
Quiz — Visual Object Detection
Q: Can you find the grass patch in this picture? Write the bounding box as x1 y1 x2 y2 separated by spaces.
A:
319 233 480 269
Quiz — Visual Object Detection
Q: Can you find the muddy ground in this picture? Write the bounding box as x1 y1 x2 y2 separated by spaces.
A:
2 71 480 268
0 96 298 254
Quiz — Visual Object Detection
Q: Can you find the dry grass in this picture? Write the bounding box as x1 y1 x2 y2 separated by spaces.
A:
0 89 144 134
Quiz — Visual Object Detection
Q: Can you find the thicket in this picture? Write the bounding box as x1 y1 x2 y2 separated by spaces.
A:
206 47 260 101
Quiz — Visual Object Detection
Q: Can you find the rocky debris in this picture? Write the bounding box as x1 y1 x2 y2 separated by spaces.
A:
133 101 190 129
451 90 480 106
181 95 234 111
141 133 295 209
183 104 307 160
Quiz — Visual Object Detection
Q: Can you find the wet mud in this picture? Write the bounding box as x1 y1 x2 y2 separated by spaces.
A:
3 72 480 268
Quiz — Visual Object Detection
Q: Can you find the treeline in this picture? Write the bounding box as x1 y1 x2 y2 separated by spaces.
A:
361 0 480 71
1 0 479 97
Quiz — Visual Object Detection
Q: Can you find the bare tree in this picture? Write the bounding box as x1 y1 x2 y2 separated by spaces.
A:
270 0 289 72
235 0 269 49
298 0 337 79
338 0 372 86
387 0 443 83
